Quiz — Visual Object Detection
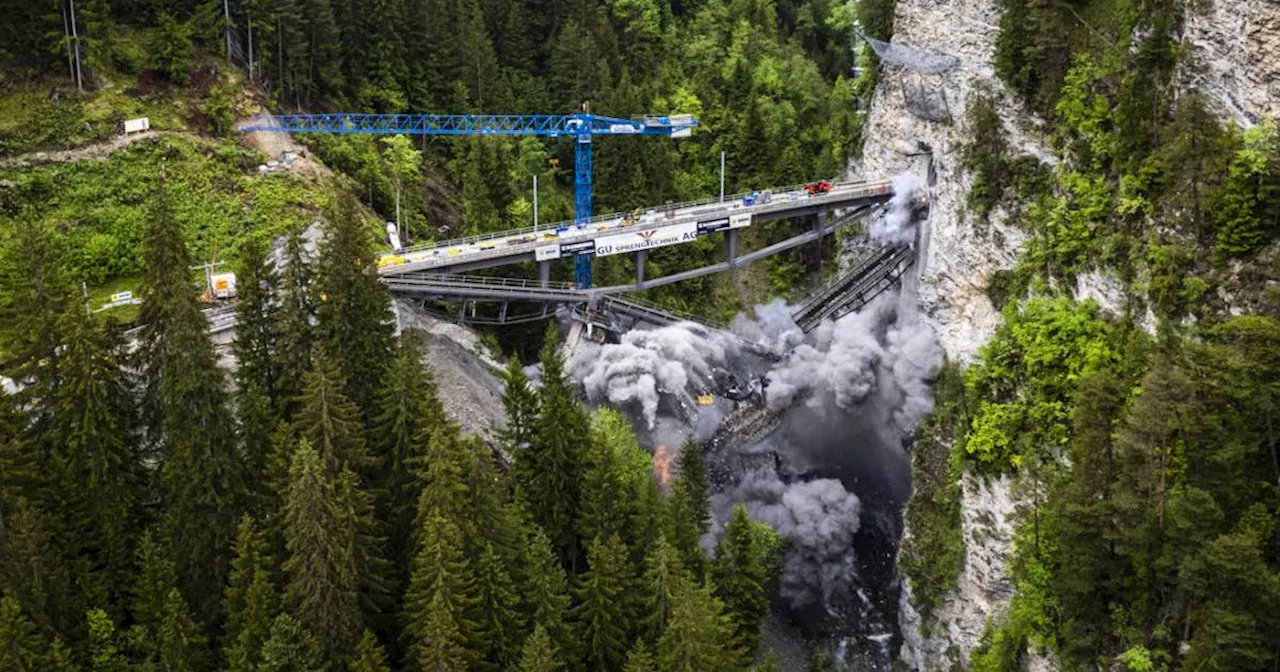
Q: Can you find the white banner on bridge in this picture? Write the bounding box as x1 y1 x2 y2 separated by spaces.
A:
595 222 698 257
730 213 752 229
535 244 561 261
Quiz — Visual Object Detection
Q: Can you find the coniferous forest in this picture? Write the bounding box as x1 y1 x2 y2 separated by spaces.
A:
0 187 785 671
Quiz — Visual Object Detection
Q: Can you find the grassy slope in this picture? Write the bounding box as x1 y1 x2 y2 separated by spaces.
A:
0 37 339 317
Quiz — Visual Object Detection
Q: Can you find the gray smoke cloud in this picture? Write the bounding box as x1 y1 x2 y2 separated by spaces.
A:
568 322 739 429
730 298 806 355
711 467 862 610
867 172 919 246
763 297 941 435
710 294 941 616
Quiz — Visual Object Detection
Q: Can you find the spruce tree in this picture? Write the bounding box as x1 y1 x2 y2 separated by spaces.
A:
351 629 393 672
622 640 657 672
415 427 469 529
0 220 75 454
655 580 733 672
462 437 521 563
51 305 141 611
521 526 571 643
669 443 710 575
674 442 709 535
498 356 538 457
238 382 278 510
343 465 397 641
0 499 77 639
257 614 325 672
637 535 684 643
234 237 283 500
372 336 447 567
417 593 469 672
754 651 783 672
521 325 589 564
0 387 35 511
472 542 524 670
712 505 770 666
404 514 479 668
570 534 632 671
280 439 362 664
292 348 374 477
46 638 80 672
138 187 243 616
233 237 281 406
0 596 46 671
275 228 316 420
516 624 563 672
223 516 277 672
577 425 632 548
313 193 395 421
131 531 177 635
157 588 207 672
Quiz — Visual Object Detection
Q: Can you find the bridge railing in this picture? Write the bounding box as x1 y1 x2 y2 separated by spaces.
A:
388 179 889 257
386 273 580 292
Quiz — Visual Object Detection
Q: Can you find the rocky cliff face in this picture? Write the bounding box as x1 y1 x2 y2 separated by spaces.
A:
1184 0 1280 125
861 0 1279 668
897 473 1017 670
852 0 1038 366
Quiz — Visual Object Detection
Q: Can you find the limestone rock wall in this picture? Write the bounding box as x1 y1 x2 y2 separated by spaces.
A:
851 0 1039 366
1184 0 1280 125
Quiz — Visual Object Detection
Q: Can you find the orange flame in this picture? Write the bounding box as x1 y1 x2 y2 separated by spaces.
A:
652 444 673 488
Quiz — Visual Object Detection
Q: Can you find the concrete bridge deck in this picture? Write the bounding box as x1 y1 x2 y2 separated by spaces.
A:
376 179 893 277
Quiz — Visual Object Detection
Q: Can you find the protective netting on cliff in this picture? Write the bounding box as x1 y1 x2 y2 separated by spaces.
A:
857 33 959 74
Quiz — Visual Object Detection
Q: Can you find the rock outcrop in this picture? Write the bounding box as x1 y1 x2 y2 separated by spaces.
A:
852 0 1038 366
897 474 1017 670
1184 0 1280 125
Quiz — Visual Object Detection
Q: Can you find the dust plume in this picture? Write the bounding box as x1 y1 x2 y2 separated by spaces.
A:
711 467 863 609
731 298 806 354
867 173 919 246
763 298 941 435
710 294 941 619
568 322 739 430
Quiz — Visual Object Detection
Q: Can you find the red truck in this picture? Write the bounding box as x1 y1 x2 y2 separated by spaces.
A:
804 180 833 195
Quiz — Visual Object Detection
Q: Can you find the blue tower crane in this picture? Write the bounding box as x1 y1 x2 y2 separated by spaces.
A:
240 111 699 288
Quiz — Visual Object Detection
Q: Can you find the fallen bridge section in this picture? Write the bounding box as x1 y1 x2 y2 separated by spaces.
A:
791 245 916 332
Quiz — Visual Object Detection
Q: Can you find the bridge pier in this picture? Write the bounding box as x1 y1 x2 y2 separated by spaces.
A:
538 260 551 287
725 228 739 264
635 249 647 285
814 210 826 282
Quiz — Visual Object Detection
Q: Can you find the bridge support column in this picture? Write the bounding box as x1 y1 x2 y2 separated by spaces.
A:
539 260 551 287
725 229 739 264
634 249 646 285
814 210 826 282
